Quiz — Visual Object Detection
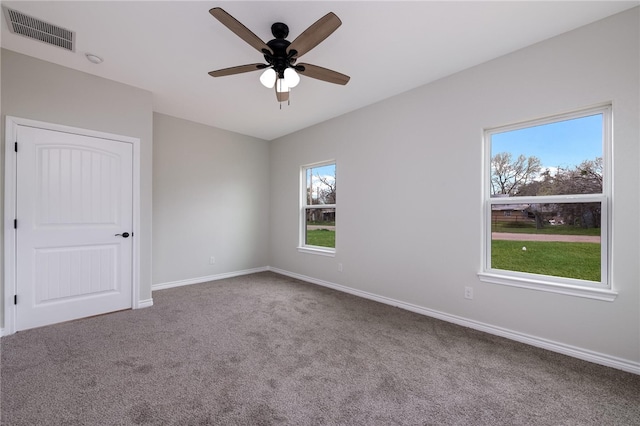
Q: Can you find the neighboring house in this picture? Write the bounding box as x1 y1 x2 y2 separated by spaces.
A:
491 203 532 223
306 208 335 223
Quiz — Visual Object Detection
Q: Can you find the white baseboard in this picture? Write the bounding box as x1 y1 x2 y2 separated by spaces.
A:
152 266 269 291
268 267 640 375
0 328 4 337
136 298 154 309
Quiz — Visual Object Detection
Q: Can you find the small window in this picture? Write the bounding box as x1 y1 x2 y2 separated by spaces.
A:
299 161 336 255
479 105 616 301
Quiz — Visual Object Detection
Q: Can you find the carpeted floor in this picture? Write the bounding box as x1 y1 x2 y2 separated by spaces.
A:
1 271 639 425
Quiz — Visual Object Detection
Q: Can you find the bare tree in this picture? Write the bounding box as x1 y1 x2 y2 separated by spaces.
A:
573 157 603 194
316 174 336 204
554 157 602 228
515 157 603 229
491 152 542 195
307 167 336 205
306 169 336 224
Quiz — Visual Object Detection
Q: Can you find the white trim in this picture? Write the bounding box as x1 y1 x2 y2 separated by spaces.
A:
4 119 18 335
3 116 142 335
0 328 5 337
478 272 617 301
131 135 143 309
268 267 639 375
137 298 154 309
489 193 605 205
486 103 613 136
297 246 336 257
152 267 269 291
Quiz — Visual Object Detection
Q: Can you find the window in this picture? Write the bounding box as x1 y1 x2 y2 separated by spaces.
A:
299 161 336 256
479 105 616 301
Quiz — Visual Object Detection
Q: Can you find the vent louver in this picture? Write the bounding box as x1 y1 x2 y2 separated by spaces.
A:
3 7 75 51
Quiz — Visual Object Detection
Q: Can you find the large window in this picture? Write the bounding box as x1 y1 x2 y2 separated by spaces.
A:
299 161 336 255
479 105 615 300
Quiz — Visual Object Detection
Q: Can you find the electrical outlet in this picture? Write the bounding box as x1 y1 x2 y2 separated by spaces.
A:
338 263 343 272
464 286 473 300
209 256 215 265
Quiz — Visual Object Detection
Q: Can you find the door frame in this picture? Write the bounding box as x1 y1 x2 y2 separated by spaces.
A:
3 116 142 335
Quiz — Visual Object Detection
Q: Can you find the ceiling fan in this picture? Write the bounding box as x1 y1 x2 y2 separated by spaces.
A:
208 7 350 103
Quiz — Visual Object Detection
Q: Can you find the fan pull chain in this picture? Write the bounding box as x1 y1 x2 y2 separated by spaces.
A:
278 90 291 110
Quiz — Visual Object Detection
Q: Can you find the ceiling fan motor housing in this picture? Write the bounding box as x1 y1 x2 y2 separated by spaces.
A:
271 22 289 39
265 23 296 78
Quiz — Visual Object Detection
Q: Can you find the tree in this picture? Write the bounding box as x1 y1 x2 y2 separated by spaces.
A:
306 168 336 223
491 152 542 195
570 157 603 194
515 156 603 229
316 174 336 204
553 157 602 228
307 169 336 204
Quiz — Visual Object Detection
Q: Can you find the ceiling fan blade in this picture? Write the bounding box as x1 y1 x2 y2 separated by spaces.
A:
287 12 341 58
208 63 267 77
297 63 350 85
209 7 272 55
275 89 289 103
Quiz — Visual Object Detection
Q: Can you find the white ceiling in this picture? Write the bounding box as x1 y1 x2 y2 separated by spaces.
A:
1 1 637 140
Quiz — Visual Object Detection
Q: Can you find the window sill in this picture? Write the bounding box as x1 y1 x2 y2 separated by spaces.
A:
297 246 336 257
477 272 617 301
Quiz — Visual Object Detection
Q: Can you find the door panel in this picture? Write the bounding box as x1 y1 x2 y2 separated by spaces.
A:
16 125 133 331
34 245 118 304
37 146 121 226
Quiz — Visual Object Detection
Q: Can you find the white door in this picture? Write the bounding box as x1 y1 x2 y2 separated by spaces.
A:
15 125 133 331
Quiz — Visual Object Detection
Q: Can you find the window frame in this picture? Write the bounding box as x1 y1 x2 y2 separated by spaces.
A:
478 105 617 301
298 160 336 257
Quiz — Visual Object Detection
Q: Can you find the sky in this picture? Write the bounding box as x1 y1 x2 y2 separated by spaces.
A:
491 113 603 172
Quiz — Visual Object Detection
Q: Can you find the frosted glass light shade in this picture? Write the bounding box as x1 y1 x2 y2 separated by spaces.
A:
259 68 276 88
283 68 300 88
276 78 289 93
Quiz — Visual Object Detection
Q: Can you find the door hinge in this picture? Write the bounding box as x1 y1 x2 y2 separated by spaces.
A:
14 295 17 305
15 142 18 152
14 219 18 229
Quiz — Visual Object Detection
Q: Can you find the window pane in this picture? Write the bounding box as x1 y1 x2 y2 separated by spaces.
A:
491 114 603 197
305 207 335 248
491 202 601 282
306 164 336 206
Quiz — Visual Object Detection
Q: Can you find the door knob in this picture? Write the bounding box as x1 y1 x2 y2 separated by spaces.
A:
115 232 130 238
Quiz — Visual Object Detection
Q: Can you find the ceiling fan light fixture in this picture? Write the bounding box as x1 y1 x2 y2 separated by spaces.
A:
208 8 349 103
276 78 289 93
283 67 300 88
259 67 276 88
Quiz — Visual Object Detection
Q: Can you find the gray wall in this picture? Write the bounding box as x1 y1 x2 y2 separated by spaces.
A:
1 49 154 322
152 113 269 285
269 8 640 364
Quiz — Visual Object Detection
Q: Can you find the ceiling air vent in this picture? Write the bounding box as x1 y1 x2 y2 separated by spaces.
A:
3 7 75 51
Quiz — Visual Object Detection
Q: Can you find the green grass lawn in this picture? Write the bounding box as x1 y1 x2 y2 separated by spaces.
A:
492 222 601 236
306 226 599 281
491 240 600 282
306 229 335 248
308 221 335 226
